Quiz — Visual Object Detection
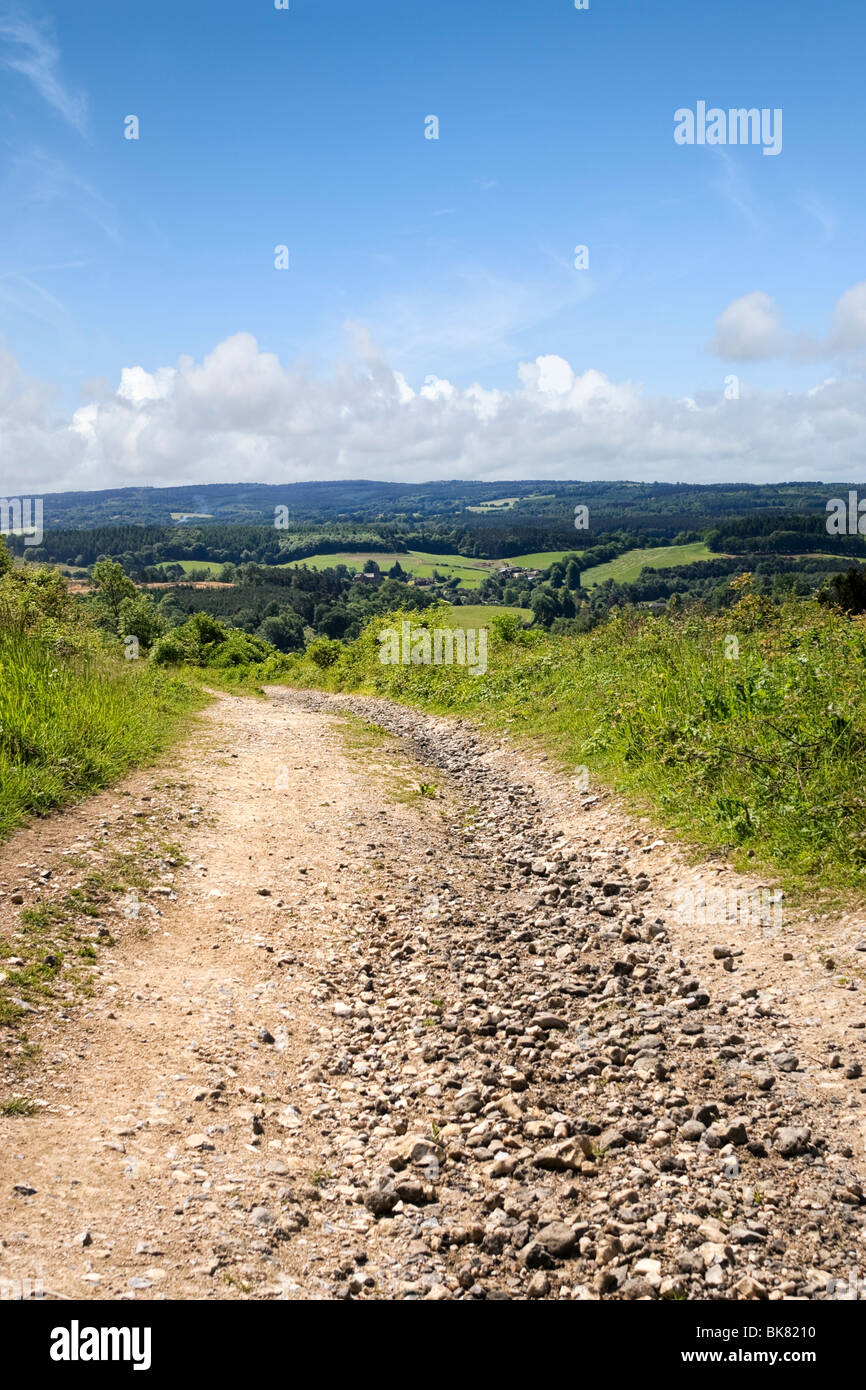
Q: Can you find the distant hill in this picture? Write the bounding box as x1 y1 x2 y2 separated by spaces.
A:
23 478 866 533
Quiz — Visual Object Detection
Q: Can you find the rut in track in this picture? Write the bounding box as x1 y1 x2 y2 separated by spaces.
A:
1 687 865 1301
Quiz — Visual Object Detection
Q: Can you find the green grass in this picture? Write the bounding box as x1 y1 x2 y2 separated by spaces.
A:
0 1097 39 1116
281 550 495 587
278 550 404 573
581 543 714 588
280 549 583 586
500 550 579 570
0 632 205 840
408 552 493 585
157 559 224 577
441 604 532 627
276 595 866 893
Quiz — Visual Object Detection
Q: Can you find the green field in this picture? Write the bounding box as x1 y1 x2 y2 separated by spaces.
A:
409 552 494 585
167 559 224 577
581 543 714 588
466 497 519 513
283 550 497 588
441 604 532 627
160 544 712 589
504 550 581 570
163 548 589 586
280 549 599 584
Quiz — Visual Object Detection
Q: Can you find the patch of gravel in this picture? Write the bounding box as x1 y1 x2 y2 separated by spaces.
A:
267 689 866 1301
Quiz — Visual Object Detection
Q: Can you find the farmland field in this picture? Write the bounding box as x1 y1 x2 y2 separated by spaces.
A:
465 497 519 513
281 550 496 587
157 551 574 587
158 544 719 590
581 543 714 587
441 604 532 627
163 559 225 577
281 549 605 586
503 550 581 570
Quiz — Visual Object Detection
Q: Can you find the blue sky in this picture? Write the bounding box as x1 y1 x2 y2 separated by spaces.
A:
1 0 865 490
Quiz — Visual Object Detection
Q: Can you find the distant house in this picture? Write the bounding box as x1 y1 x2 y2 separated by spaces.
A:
500 563 538 578
353 570 382 585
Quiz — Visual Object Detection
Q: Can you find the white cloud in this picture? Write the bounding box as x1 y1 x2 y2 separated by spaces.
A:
0 337 81 486
116 365 177 405
3 330 866 494
709 291 787 361
826 282 866 353
517 357 637 412
0 14 87 133
712 282 866 364
419 375 457 402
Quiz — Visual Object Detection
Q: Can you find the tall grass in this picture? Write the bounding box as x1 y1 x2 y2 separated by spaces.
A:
278 596 866 890
0 629 203 840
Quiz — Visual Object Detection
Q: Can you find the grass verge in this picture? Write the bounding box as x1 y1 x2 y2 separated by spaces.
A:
0 632 206 840
270 596 866 893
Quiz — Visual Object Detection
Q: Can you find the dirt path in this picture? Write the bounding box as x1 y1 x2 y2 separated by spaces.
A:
1 689 865 1302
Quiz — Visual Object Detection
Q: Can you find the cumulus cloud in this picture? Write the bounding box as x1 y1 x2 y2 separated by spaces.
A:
712 282 866 363
0 338 81 487
825 282 866 354
709 291 787 361
3 329 866 494
517 357 637 412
